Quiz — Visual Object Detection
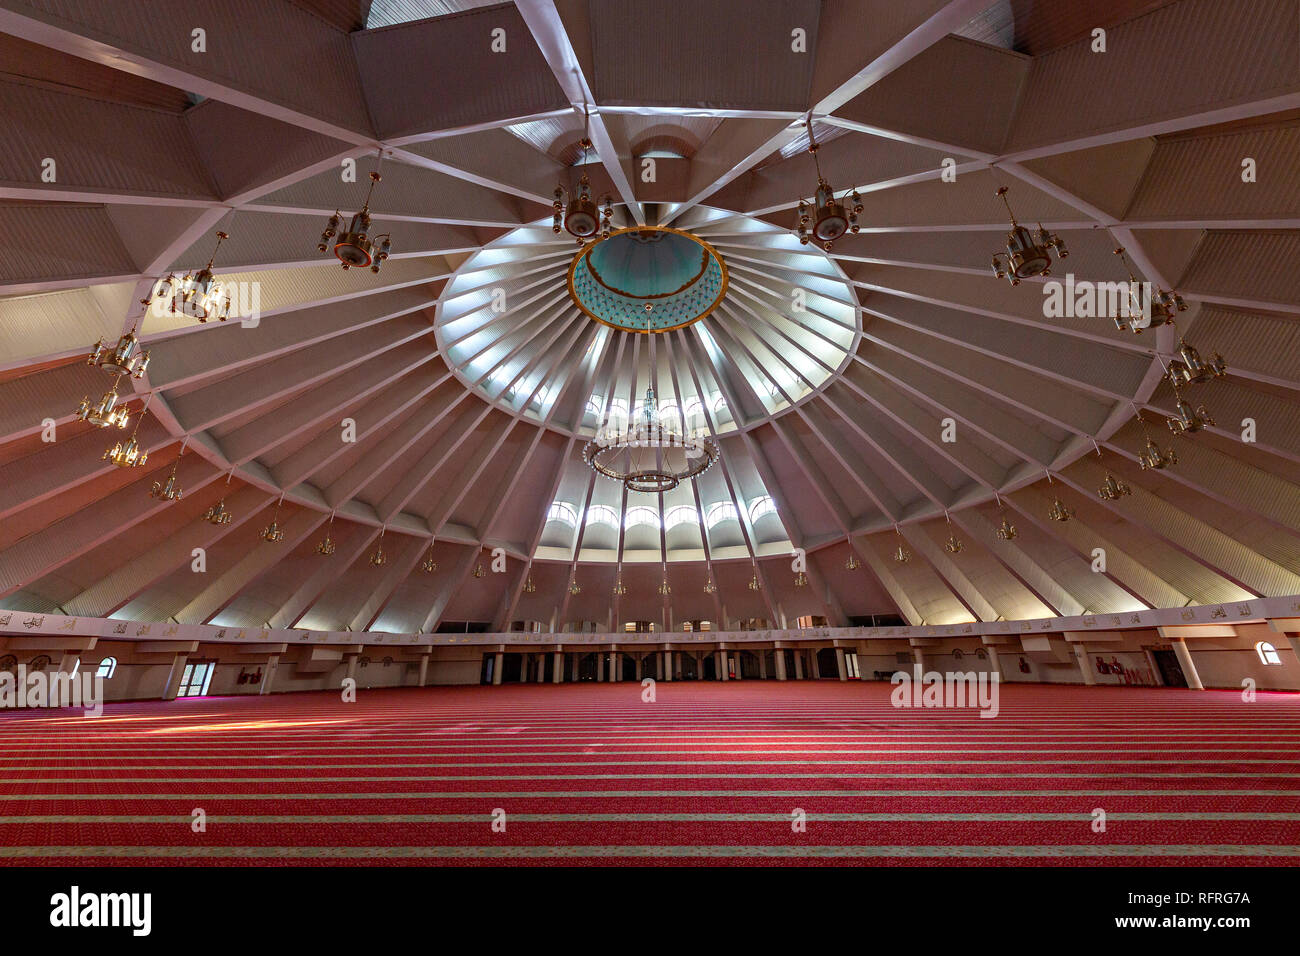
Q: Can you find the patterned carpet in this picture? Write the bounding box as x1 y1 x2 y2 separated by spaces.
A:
0 682 1297 865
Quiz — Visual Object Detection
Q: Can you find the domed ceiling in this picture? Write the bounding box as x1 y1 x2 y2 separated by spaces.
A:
2 0 1299 635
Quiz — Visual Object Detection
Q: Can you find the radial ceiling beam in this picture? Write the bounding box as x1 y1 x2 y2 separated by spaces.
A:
514 0 644 224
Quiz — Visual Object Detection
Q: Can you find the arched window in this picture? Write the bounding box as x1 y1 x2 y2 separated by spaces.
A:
748 495 777 522
1257 641 1283 666
96 657 118 679
584 396 603 419
586 505 619 528
624 506 660 530
664 506 698 531
546 501 578 527
705 501 738 528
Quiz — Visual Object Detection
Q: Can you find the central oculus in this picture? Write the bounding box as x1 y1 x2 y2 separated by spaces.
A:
567 226 728 333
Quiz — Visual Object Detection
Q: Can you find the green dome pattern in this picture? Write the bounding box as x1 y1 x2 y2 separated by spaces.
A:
568 227 728 332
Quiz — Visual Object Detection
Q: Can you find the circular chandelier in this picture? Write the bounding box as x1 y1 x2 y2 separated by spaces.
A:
318 153 393 273
989 186 1067 284
552 111 613 245
793 121 861 251
583 387 717 493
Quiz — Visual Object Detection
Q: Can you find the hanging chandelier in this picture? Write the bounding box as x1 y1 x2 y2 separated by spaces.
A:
473 563 486 579
552 112 612 245
142 231 233 322
1135 407 1178 471
748 573 761 591
261 496 286 543
793 571 808 587
942 513 963 553
1166 384 1215 436
1167 338 1226 387
149 446 184 501
422 542 438 574
1110 247 1186 333
76 375 132 429
1098 473 1132 501
703 577 717 594
1047 498 1074 522
87 328 150 379
315 512 336 555
996 516 1018 540
845 551 860 571
658 579 672 596
568 579 581 595
584 387 717 493
793 120 861 250
612 577 627 596
202 498 233 525
989 186 1067 285
318 153 392 272
892 527 911 564
369 528 387 567
102 391 150 469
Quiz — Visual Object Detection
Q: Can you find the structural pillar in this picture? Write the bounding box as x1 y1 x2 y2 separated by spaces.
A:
911 646 924 671
553 650 563 683
717 649 728 681
759 651 767 679
536 653 546 683
793 652 804 680
774 648 787 681
810 650 821 679
1074 644 1096 686
162 653 189 701
609 649 620 682
259 655 279 695
416 655 429 687
733 650 743 680
835 646 847 681
1171 637 1205 690
986 645 1002 679
492 651 504 685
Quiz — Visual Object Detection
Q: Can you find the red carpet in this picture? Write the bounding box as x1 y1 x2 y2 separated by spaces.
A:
1 682 1298 865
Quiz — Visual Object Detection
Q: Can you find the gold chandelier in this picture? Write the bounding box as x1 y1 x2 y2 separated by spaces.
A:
76 375 132 429
422 541 438 574
1047 496 1074 522
149 444 185 501
793 121 861 251
568 578 581 595
1134 408 1177 470
1166 380 1215 436
552 111 612 245
1098 473 1132 501
657 579 672 595
1168 337 1226 387
203 498 233 525
703 577 717 594
990 186 1066 284
612 577 627 596
845 551 860 570
102 391 151 468
892 526 911 564
87 328 150 379
315 512 336 555
319 153 392 273
942 512 963 553
261 496 286 543
369 528 387 567
996 516 1018 540
793 571 808 587
473 563 486 579
1110 247 1187 333
142 230 233 322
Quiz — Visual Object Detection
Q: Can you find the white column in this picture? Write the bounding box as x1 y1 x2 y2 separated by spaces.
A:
536 653 546 683
985 645 1001 679
416 655 429 687
553 651 563 683
733 651 743 680
759 651 767 679
570 653 579 681
634 654 642 680
1074 644 1096 686
774 648 787 681
492 651 504 685
793 652 804 680
911 646 924 671
810 650 821 679
1171 637 1205 690
162 653 189 701
597 652 605 681
609 650 620 682
717 649 728 681
835 646 847 681
259 655 279 695
346 653 360 685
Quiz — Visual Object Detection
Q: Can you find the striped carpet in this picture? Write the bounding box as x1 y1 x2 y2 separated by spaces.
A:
0 682 1297 865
